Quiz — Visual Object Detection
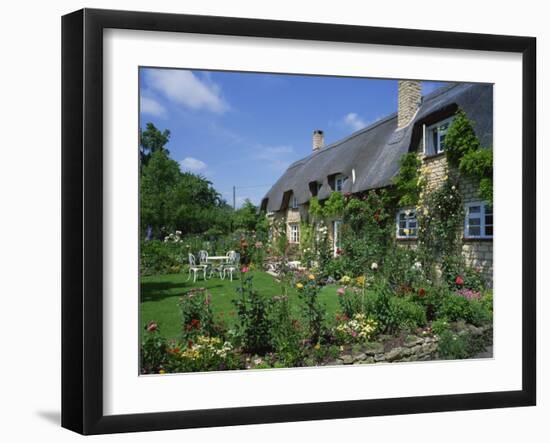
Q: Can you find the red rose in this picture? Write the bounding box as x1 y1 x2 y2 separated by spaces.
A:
241 266 249 273
455 275 464 286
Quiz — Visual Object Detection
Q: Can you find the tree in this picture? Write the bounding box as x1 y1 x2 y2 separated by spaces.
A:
232 199 260 231
140 150 180 237
140 122 171 166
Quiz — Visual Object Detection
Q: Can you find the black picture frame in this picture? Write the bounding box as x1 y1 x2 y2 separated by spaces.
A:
62 8 536 435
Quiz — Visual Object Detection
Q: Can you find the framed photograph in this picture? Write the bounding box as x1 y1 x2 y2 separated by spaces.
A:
62 8 536 435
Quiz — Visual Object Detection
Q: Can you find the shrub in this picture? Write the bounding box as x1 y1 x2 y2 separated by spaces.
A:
140 240 183 275
365 279 426 333
269 295 303 366
340 191 394 277
437 330 472 360
336 286 364 318
141 322 168 374
382 246 425 292
436 292 492 326
179 288 216 340
431 318 450 336
295 273 326 343
441 255 484 291
233 272 273 354
168 336 241 372
334 313 378 344
437 327 486 360
321 257 346 281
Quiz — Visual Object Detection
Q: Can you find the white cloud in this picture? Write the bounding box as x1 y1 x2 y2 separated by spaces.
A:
145 69 228 113
140 95 166 117
256 145 294 172
180 157 207 171
343 112 368 131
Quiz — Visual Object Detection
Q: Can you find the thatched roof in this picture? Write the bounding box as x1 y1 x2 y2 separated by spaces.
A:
261 82 493 213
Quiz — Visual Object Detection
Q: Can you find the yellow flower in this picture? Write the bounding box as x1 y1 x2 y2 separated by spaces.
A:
159 369 166 374
314 343 321 350
308 274 315 280
356 276 365 286
296 283 304 289
404 228 410 235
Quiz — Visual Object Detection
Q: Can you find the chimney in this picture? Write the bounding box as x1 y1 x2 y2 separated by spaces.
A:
397 80 422 129
312 130 324 151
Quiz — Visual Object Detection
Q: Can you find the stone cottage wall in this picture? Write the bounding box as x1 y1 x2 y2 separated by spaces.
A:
419 149 493 286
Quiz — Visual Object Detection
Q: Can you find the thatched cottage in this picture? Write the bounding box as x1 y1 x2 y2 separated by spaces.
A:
261 81 493 283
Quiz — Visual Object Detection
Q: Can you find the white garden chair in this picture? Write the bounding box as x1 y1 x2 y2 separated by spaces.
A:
197 250 210 273
223 252 241 281
187 253 206 283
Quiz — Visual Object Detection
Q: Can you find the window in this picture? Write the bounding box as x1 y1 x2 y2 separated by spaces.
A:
335 174 347 192
396 208 418 239
291 194 298 209
309 181 322 196
465 202 493 238
289 223 300 243
426 117 453 154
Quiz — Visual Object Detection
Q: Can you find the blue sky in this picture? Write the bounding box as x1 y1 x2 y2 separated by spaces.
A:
139 68 447 207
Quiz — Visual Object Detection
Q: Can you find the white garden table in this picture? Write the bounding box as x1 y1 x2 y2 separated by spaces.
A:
205 256 230 279
205 256 230 263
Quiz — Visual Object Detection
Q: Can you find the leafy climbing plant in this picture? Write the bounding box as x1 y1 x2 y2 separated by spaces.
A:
392 152 424 207
444 108 493 203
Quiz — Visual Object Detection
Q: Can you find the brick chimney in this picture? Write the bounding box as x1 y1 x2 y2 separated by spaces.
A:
397 80 422 129
312 130 324 151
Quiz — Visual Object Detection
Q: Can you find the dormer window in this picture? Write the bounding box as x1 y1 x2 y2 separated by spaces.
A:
334 174 348 192
309 181 323 197
291 194 298 209
426 117 454 155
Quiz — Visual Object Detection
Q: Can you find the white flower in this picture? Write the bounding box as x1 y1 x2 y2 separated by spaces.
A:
370 262 378 271
175 230 182 235
412 261 422 270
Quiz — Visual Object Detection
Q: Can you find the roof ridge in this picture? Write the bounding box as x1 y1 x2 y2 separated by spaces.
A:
286 82 475 171
286 113 397 170
421 82 463 101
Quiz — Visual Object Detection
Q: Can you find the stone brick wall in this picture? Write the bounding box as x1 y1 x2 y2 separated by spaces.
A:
417 141 493 286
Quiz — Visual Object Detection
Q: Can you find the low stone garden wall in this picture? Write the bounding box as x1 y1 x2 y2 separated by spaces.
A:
324 323 492 366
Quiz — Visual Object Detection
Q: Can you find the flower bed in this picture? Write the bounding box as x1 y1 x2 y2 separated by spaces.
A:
141 265 493 374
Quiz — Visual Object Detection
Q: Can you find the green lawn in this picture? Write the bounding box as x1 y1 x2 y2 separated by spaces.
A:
141 271 340 340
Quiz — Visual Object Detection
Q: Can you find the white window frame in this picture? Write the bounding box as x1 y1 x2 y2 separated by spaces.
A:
333 220 342 256
396 208 418 239
290 194 298 209
289 223 300 243
426 116 454 154
334 174 347 192
464 202 493 239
